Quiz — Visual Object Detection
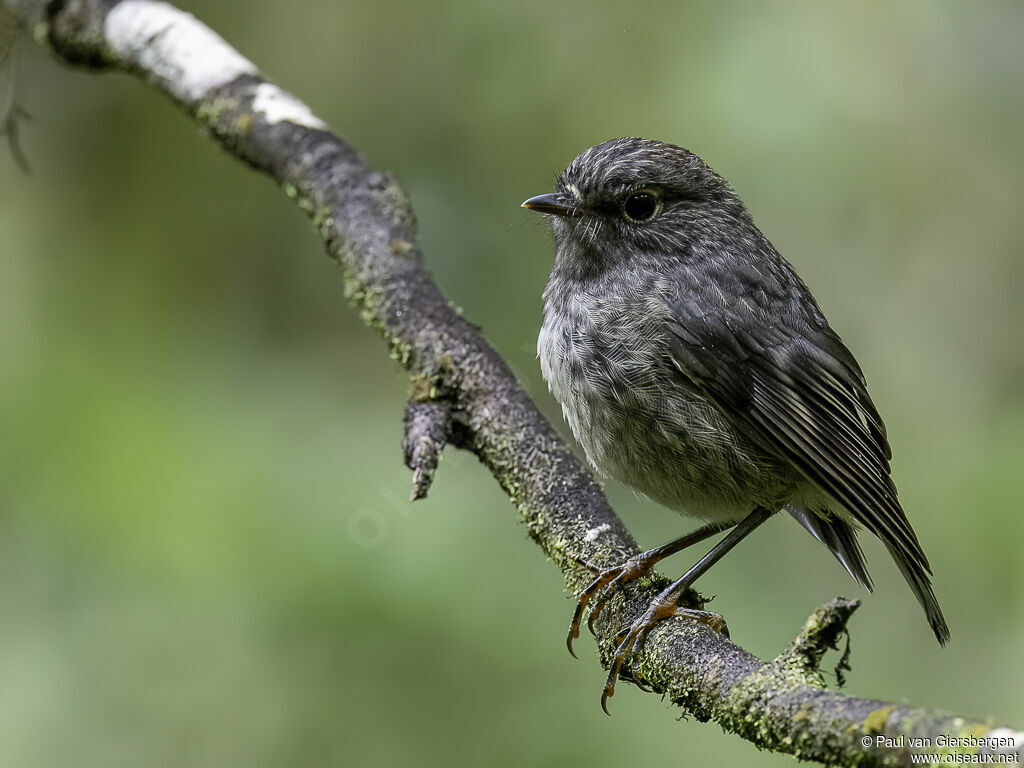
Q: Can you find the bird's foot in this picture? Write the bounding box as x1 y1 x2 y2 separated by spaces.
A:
600 600 726 715
566 550 664 657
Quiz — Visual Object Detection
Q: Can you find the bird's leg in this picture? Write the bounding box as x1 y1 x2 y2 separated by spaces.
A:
600 506 774 714
567 522 730 657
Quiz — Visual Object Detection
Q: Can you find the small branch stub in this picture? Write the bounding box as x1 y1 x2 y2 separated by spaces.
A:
402 398 452 500
781 596 860 685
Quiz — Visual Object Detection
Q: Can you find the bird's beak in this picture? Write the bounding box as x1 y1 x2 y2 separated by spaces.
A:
521 192 576 217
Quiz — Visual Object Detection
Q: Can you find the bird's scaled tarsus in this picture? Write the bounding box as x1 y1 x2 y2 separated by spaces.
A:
589 506 774 714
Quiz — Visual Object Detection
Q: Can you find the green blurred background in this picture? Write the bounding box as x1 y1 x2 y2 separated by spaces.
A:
1 1 1022 765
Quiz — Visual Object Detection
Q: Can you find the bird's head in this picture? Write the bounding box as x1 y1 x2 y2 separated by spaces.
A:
523 137 750 278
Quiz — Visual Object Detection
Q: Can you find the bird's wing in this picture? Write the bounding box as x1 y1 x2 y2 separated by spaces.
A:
666 297 949 643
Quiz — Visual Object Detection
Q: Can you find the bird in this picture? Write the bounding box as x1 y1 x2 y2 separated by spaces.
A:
521 137 948 713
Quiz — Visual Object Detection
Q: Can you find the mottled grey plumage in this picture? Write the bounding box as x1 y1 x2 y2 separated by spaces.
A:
529 137 948 645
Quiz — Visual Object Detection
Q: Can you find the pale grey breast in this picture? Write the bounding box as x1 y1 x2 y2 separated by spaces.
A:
539 269 796 524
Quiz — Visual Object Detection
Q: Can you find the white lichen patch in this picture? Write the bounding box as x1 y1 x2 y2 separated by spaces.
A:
105 0 257 103
584 523 610 542
251 82 326 129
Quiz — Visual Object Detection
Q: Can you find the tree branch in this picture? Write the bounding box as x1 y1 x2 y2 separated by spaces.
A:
5 1 1020 764
402 395 452 501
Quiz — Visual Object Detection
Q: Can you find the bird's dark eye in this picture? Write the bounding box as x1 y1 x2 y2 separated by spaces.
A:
622 192 659 222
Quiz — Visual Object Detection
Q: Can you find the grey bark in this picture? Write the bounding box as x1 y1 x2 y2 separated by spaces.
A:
2 1 1020 765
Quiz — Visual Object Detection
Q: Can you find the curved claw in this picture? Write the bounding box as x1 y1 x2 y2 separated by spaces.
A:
565 575 607 657
565 551 660 658
566 601 585 658
601 628 640 714
600 653 625 716
601 625 645 715
565 565 629 657
600 603 728 713
598 663 618 720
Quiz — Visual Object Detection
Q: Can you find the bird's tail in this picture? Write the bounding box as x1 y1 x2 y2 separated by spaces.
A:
884 541 951 646
790 504 950 646
788 505 873 592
